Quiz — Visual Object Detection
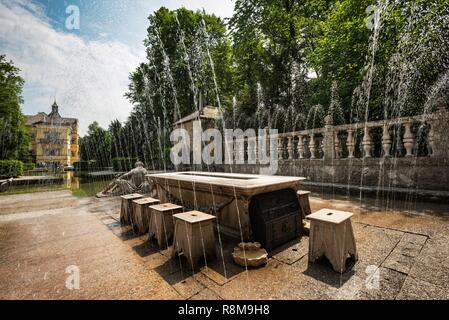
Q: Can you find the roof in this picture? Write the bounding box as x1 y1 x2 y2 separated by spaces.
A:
26 113 78 126
25 101 78 127
174 106 221 125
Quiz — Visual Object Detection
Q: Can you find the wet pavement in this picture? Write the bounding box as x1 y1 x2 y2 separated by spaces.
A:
0 190 448 300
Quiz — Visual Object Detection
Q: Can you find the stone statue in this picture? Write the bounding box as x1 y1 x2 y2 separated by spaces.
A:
96 161 152 198
0 178 13 193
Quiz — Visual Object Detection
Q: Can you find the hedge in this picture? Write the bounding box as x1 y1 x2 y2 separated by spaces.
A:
73 160 97 171
23 163 35 171
0 160 23 178
112 157 138 172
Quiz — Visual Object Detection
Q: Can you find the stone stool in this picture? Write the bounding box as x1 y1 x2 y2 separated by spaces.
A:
172 211 216 268
297 190 311 219
132 197 160 234
306 209 358 273
120 193 144 225
148 203 183 248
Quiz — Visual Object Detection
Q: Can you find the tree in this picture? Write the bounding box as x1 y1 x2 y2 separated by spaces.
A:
228 0 335 130
125 7 235 165
0 55 30 161
79 122 111 168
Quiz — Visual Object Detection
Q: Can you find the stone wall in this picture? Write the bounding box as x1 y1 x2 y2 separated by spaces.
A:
220 157 449 192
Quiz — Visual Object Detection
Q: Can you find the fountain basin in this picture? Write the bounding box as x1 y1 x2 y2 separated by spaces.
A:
232 242 268 268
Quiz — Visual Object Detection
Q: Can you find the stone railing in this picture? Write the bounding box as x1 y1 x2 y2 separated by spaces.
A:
228 107 449 162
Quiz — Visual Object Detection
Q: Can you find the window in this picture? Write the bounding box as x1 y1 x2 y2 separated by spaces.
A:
44 148 61 157
44 131 61 143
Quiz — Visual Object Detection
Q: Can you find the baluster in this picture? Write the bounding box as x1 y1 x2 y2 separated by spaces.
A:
277 137 284 159
232 138 237 163
428 125 435 157
247 137 256 163
403 122 415 157
318 137 324 158
297 135 305 159
236 139 245 163
255 137 259 162
287 136 294 159
362 127 372 158
382 124 392 157
334 132 340 159
309 134 316 159
347 128 355 158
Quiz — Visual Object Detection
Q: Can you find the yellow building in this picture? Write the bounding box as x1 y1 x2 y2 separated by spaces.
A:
26 101 79 166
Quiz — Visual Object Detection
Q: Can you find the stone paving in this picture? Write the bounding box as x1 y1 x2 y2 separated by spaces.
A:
0 190 448 300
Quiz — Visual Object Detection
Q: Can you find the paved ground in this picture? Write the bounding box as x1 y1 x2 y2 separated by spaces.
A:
0 190 448 300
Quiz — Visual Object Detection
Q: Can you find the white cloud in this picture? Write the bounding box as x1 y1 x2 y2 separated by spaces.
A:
0 0 144 135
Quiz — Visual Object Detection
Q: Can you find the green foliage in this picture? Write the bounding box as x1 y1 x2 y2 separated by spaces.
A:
0 160 23 178
125 7 235 165
0 55 31 161
112 157 139 172
79 122 111 168
83 1 449 167
22 163 35 171
73 160 97 171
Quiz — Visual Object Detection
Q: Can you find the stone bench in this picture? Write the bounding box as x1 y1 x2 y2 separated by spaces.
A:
132 197 160 234
120 193 144 225
148 203 183 249
306 208 358 273
172 210 216 269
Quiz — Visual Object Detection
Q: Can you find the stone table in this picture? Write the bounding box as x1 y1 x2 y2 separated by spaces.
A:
147 171 305 241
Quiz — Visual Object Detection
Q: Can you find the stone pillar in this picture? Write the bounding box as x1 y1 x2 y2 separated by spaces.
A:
362 126 372 158
297 135 305 159
428 104 449 158
403 122 415 157
278 137 284 160
309 134 316 159
347 128 355 159
322 115 336 160
382 124 392 157
428 125 435 157
287 136 294 159
247 137 257 163
334 132 340 159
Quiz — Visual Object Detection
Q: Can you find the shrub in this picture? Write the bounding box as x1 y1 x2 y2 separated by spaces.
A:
22 163 35 171
0 160 23 178
112 157 138 172
73 160 97 171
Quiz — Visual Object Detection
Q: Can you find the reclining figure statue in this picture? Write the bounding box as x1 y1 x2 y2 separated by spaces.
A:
96 161 152 198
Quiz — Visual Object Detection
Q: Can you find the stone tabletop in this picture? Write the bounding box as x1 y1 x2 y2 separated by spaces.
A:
150 203 183 212
121 193 144 200
306 208 353 224
173 211 216 224
133 197 159 205
147 172 305 196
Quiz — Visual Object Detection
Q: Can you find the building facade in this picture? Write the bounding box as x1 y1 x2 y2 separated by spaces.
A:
26 101 79 166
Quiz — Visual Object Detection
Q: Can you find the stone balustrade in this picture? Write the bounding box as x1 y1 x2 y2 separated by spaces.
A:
226 107 449 162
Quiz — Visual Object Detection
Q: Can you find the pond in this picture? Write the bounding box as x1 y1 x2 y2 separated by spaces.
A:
1 171 114 197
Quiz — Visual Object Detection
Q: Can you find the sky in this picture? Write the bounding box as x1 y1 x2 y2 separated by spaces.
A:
0 0 235 135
